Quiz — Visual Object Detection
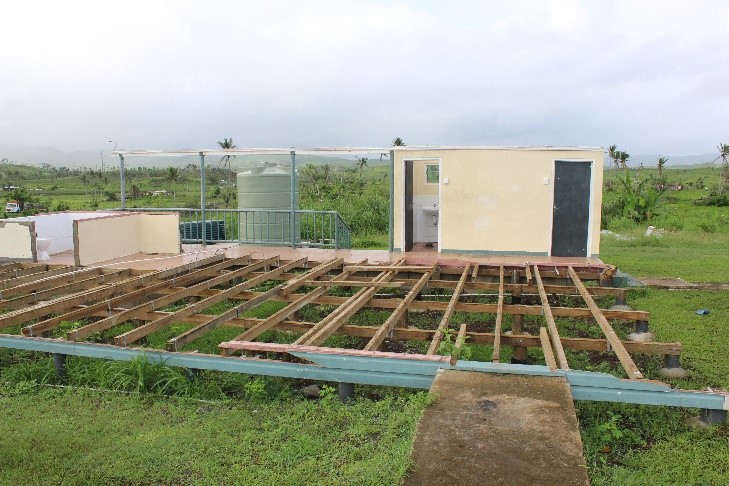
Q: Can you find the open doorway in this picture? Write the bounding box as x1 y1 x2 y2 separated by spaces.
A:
404 158 440 252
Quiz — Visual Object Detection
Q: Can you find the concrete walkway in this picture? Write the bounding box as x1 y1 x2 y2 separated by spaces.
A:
404 370 589 485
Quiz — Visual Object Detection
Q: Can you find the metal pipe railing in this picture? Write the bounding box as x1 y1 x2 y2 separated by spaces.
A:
119 208 352 249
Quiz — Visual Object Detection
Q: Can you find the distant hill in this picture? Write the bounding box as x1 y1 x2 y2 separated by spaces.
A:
0 144 388 170
0 143 719 169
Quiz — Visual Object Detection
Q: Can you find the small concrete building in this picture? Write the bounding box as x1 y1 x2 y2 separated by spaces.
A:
392 147 604 257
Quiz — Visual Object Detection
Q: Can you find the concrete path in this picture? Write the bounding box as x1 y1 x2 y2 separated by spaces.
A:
404 370 589 485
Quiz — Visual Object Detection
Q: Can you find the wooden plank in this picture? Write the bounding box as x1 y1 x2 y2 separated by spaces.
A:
279 258 343 295
0 255 225 329
0 267 101 299
167 286 281 351
524 264 532 282
224 266 361 345
228 289 651 321
364 265 437 351
23 255 249 337
113 257 308 346
470 264 479 283
539 327 558 371
68 256 280 342
0 266 76 289
533 265 569 370
0 269 130 312
295 260 405 346
302 280 403 288
491 266 505 363
568 266 644 380
343 265 433 272
427 264 470 355
450 323 468 365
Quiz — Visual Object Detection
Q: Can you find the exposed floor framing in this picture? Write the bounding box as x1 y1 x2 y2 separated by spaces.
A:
0 256 727 413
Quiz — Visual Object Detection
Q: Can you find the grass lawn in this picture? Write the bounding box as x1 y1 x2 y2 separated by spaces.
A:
0 385 429 485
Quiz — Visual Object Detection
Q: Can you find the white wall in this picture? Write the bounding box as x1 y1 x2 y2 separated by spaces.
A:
0 220 35 260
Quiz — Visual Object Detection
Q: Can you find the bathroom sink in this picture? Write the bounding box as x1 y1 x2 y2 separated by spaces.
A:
423 206 439 215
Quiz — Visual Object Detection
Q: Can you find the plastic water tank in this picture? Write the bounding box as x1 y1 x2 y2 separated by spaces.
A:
237 165 299 243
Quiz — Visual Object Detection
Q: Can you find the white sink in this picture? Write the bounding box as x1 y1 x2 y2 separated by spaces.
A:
423 206 439 215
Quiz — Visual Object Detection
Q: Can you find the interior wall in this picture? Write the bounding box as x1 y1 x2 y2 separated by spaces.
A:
0 221 35 261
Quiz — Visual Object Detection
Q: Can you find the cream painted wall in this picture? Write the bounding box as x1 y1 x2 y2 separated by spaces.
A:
139 213 181 254
75 213 181 266
0 221 34 260
413 159 439 196
75 214 139 266
393 148 604 255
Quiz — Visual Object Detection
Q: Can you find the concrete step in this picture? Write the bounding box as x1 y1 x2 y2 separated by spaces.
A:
404 370 589 485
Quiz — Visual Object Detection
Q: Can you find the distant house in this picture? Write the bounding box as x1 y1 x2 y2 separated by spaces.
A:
391 146 604 257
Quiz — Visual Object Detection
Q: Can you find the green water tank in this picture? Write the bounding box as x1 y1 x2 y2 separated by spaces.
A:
237 165 298 243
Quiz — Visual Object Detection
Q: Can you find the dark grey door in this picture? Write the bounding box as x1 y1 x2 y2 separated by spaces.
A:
404 160 414 251
551 161 591 257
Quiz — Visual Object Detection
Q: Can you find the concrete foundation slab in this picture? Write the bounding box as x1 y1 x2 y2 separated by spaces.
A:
404 370 589 486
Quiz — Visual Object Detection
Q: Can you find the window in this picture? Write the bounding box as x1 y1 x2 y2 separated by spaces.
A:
425 164 439 184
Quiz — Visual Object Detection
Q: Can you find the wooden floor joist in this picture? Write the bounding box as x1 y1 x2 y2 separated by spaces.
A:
364 264 437 351
567 266 644 380
427 264 470 355
491 265 505 363
0 257 670 383
67 255 268 341
113 258 307 346
533 265 569 370
295 260 405 346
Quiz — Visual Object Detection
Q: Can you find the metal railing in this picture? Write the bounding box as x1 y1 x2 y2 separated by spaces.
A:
124 208 352 249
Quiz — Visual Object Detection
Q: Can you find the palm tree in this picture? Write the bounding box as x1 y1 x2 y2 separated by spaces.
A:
217 137 236 186
392 137 406 146
616 151 630 170
718 143 729 186
657 157 667 178
607 145 618 169
355 156 368 179
165 167 180 204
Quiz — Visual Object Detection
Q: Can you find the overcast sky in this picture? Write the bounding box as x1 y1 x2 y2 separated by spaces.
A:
1 0 727 155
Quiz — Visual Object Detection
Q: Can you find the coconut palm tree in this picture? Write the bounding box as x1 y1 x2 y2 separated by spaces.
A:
165 167 180 204
718 143 729 186
217 137 236 186
607 145 618 169
657 157 668 178
392 137 406 146
616 151 630 170
355 156 368 179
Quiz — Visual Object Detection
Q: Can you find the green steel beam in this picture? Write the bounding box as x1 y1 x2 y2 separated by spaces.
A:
0 334 432 389
0 334 726 411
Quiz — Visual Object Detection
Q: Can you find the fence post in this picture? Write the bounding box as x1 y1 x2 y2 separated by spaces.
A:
290 150 297 248
199 152 207 247
335 213 340 249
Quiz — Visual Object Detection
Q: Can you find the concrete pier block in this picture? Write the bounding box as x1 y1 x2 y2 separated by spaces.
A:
659 354 688 379
628 320 655 342
338 382 355 403
52 353 67 380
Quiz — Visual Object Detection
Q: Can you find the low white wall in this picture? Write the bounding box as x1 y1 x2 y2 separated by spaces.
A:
75 212 180 266
139 213 181 254
0 220 35 261
9 211 116 256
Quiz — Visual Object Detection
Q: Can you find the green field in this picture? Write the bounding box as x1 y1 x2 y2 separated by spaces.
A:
1 162 729 484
